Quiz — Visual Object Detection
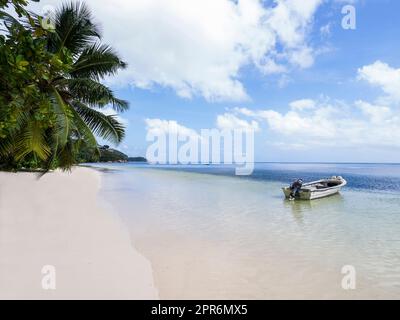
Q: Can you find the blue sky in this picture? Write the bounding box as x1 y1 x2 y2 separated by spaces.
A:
29 0 400 162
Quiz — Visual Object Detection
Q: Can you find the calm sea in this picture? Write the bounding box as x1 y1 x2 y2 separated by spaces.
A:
90 163 400 299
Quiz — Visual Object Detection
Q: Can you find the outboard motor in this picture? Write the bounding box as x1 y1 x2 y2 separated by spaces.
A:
289 179 303 199
290 179 303 189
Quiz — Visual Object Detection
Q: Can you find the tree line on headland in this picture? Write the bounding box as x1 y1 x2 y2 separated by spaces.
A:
0 0 132 171
78 145 147 163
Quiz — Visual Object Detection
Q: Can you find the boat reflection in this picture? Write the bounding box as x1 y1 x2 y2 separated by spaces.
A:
284 193 345 224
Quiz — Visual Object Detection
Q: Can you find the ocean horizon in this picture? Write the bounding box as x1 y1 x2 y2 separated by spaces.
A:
89 162 400 192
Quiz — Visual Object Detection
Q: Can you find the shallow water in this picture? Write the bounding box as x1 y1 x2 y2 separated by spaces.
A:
93 163 400 299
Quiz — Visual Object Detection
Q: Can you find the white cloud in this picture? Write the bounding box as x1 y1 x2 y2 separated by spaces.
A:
320 23 332 37
287 46 315 69
270 141 308 150
289 99 316 111
355 100 392 124
358 61 400 103
225 61 400 151
216 113 260 132
29 0 322 102
260 59 288 75
233 107 258 117
267 0 320 48
234 103 339 140
334 0 358 3
277 74 293 88
255 107 337 139
146 114 259 143
233 97 400 149
145 118 199 138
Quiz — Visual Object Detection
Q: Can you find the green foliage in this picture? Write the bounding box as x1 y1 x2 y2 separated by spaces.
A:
75 144 99 163
75 145 129 163
0 0 37 17
98 146 128 162
128 157 147 163
0 1 129 171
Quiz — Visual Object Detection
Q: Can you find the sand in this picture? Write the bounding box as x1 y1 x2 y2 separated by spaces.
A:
0 167 158 299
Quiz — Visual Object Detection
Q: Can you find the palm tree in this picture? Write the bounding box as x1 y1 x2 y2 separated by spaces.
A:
0 1 128 170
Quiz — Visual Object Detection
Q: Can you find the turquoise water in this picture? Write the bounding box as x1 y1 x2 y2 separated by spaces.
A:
92 163 400 299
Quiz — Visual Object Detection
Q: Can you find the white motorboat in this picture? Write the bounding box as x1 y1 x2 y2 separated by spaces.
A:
282 176 347 200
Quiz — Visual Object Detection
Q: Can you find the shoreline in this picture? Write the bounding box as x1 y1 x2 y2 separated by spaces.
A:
0 167 158 299
95 164 400 299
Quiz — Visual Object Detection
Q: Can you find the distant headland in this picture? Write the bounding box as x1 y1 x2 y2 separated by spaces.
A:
80 145 147 163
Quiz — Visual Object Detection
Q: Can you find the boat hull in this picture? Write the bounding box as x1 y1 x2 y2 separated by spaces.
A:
282 178 347 200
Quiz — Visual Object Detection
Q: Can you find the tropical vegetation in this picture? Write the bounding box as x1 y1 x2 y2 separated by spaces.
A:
0 0 128 171
76 145 128 163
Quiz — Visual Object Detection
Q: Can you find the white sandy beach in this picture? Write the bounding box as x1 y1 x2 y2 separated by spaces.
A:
0 167 158 299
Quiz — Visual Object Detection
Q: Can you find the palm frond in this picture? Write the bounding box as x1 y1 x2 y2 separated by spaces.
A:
0 137 13 157
0 10 24 29
47 1 100 54
72 102 125 144
40 128 60 173
14 120 51 161
56 138 76 170
71 43 127 81
68 103 99 150
51 88 73 147
60 78 128 112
